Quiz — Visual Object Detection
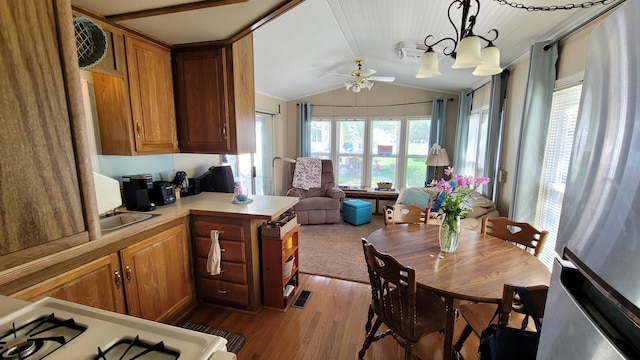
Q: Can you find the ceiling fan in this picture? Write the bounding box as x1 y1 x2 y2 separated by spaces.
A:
340 59 395 93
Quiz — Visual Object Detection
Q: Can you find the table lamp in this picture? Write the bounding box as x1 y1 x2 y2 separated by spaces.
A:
426 144 450 186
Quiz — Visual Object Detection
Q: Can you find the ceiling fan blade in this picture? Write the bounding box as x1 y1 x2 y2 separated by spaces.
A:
363 68 377 77
369 76 395 82
329 72 351 78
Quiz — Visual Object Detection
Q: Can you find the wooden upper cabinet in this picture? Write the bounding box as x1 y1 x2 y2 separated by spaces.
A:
92 35 178 155
173 33 256 154
126 37 178 154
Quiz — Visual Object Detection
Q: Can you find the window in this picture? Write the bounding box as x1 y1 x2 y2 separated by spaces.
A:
405 117 431 187
308 116 431 188
535 84 582 269
310 118 332 158
463 107 489 186
370 119 400 186
337 119 365 186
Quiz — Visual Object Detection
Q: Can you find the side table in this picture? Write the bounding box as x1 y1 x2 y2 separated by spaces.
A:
341 187 399 214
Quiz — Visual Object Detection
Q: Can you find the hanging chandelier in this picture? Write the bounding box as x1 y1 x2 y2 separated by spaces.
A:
416 0 502 78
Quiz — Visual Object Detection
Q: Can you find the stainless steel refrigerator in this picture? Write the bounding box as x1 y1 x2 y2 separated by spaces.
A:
537 1 640 359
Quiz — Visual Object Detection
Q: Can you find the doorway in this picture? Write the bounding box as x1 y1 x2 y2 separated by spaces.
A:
231 112 275 195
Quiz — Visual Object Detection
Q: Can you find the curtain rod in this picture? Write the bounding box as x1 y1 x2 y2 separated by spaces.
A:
298 98 455 108
552 0 626 44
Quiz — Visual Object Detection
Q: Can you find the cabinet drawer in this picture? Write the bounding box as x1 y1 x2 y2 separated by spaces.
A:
194 237 245 262
199 278 248 306
192 222 244 240
196 258 247 284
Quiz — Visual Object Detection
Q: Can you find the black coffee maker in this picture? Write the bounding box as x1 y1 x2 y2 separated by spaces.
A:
122 174 156 211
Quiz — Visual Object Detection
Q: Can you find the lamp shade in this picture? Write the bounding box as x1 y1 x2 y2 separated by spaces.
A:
415 50 441 78
426 148 450 167
472 44 503 76
452 35 482 69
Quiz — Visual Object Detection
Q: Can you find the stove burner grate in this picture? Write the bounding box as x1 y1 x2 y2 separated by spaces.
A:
92 336 180 360
0 313 86 359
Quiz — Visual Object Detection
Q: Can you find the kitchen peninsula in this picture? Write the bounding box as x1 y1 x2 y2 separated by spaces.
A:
3 193 298 320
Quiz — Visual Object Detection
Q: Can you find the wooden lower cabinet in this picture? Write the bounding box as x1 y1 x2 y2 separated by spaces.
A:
120 223 193 321
12 222 194 322
191 215 262 312
12 253 127 314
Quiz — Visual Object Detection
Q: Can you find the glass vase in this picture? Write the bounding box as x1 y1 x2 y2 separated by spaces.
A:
439 213 461 253
234 177 248 202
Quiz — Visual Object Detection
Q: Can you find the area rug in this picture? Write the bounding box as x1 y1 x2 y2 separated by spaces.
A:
180 322 245 353
297 215 385 283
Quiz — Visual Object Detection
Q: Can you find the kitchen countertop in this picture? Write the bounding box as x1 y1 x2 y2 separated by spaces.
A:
100 192 299 240
150 192 298 220
0 193 298 295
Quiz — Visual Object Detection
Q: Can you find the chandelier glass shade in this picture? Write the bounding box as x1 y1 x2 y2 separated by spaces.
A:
416 0 502 78
345 77 373 93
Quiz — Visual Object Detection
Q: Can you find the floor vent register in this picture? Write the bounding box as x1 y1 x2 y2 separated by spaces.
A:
292 290 313 309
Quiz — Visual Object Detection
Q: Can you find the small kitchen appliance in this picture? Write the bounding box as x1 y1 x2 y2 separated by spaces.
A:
201 165 235 193
150 181 176 205
122 174 155 212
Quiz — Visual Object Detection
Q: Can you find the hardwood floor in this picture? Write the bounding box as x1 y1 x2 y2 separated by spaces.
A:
183 273 480 359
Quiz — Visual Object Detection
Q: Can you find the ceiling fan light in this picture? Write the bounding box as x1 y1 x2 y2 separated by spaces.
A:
452 35 482 69
472 45 503 76
415 50 441 78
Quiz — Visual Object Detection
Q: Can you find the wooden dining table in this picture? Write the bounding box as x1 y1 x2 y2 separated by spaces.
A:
366 223 551 360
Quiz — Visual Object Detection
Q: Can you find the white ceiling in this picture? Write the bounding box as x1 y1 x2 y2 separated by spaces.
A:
72 0 623 101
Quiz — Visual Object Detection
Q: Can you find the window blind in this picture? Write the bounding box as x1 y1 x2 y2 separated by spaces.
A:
535 84 582 269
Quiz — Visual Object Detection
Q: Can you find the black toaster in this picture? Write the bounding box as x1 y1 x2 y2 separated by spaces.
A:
150 181 176 206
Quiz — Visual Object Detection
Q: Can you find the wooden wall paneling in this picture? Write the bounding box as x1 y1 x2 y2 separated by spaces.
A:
0 0 87 257
229 33 256 154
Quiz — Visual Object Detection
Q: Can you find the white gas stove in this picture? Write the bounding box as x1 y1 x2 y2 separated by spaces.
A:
0 296 229 359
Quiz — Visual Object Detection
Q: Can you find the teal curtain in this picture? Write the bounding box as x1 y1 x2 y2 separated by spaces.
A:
453 90 473 173
484 70 510 200
298 102 313 157
510 42 558 222
426 98 449 185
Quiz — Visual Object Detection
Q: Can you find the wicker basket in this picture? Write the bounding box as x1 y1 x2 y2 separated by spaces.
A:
376 182 393 190
283 255 295 279
262 212 297 238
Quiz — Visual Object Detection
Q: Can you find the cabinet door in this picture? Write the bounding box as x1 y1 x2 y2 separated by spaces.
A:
0 0 85 258
120 224 193 321
11 254 126 314
125 36 178 153
173 47 229 153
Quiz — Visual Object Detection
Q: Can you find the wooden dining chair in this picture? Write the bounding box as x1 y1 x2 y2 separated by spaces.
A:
453 284 549 359
383 204 428 226
359 239 446 360
481 216 548 257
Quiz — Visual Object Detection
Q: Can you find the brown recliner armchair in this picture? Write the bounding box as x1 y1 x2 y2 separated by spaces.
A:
286 159 345 225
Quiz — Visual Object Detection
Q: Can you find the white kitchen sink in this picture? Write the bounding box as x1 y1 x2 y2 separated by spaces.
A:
99 212 156 232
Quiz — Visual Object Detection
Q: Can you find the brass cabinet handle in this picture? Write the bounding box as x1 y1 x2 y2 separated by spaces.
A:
114 270 122 288
136 121 141 138
222 125 227 139
125 265 132 281
220 269 227 273
220 248 226 252
217 289 230 294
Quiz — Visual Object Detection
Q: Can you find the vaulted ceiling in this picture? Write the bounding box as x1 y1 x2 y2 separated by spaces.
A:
72 0 623 101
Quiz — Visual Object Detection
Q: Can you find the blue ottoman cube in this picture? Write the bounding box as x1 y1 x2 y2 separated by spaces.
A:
343 199 373 225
